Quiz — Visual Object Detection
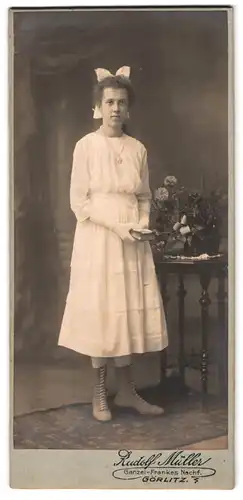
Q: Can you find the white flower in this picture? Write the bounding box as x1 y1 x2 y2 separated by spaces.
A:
173 222 181 231
180 225 191 236
154 187 169 201
164 175 178 187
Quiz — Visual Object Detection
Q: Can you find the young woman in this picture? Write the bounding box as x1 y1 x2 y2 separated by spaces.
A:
58 66 168 421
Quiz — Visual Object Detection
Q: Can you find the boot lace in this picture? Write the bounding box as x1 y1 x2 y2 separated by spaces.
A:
130 380 147 403
96 366 109 411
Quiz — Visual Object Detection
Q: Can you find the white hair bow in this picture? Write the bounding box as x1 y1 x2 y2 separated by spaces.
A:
93 66 131 119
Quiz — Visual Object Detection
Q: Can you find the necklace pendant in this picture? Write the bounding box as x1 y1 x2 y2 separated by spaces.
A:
117 158 123 164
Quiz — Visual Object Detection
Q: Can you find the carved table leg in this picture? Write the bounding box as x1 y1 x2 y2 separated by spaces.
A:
199 271 212 402
216 267 228 401
160 272 170 316
177 274 187 385
157 269 169 379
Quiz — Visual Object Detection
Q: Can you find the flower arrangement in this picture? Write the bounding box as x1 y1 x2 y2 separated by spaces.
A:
151 176 227 257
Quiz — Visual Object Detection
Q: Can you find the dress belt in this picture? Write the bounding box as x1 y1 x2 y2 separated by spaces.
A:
90 192 137 204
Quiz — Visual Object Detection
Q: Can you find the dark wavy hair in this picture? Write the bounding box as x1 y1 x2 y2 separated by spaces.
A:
93 75 135 109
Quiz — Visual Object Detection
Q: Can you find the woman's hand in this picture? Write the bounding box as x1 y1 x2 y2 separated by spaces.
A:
112 223 142 242
89 205 144 243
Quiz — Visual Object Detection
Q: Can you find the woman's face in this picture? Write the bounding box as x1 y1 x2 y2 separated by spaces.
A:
99 87 129 129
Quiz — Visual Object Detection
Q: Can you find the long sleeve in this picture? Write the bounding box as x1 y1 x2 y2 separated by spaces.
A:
70 140 90 223
137 148 152 228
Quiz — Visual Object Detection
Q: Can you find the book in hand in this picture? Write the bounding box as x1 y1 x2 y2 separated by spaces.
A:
129 228 156 241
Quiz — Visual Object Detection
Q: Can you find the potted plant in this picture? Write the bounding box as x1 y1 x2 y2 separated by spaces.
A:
151 176 227 258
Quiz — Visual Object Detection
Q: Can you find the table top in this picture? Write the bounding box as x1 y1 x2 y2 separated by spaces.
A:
154 254 228 273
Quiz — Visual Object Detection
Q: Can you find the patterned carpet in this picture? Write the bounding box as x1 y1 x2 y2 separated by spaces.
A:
14 382 228 450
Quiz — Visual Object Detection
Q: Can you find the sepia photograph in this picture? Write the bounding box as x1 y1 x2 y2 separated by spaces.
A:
10 6 234 489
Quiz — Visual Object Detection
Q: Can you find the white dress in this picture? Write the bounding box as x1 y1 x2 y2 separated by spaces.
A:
58 130 168 358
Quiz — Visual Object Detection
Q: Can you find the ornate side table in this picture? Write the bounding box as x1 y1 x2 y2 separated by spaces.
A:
154 255 228 403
